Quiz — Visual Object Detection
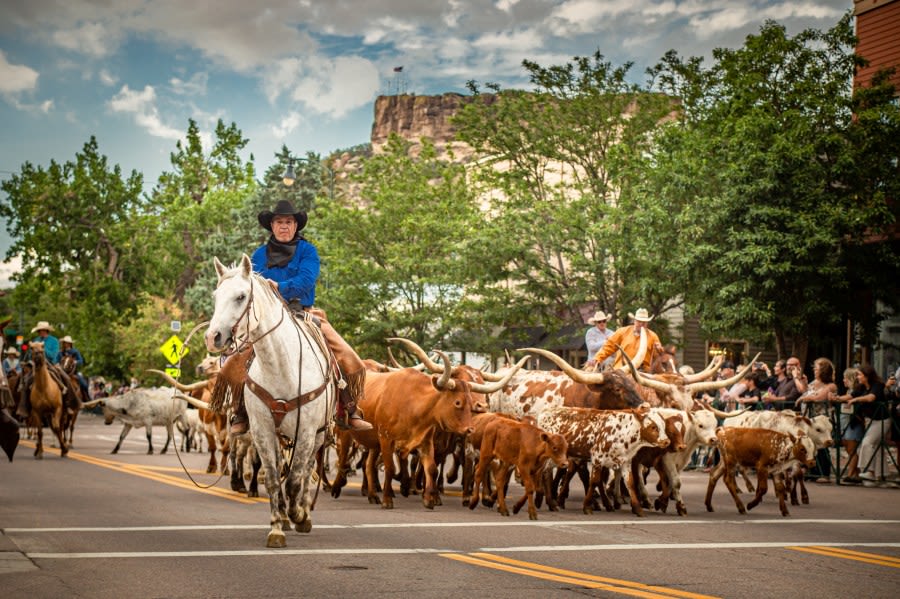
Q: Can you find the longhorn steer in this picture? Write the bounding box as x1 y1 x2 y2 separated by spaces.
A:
705 427 816 516
85 387 188 454
726 409 833 504
357 350 525 510
491 350 645 419
536 406 669 513
626 408 688 516
467 415 568 520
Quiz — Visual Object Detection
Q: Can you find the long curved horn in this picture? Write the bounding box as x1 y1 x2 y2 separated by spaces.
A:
619 345 675 394
518 347 605 385
386 346 403 369
468 356 529 394
478 359 508 382
682 354 724 383
172 391 211 411
695 401 750 420
432 350 456 390
81 397 105 409
686 353 760 394
387 337 444 372
147 369 208 392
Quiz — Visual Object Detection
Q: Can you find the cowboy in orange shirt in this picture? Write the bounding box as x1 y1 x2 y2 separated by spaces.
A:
592 308 663 371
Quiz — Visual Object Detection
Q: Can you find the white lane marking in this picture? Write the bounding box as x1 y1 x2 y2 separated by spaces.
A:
6 519 900 533
26 548 452 559
20 542 900 560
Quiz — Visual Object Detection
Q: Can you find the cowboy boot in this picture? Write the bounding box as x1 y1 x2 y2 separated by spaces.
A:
230 396 249 435
334 368 372 432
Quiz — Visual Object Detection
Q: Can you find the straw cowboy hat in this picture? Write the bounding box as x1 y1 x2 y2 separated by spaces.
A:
31 321 55 333
257 199 308 232
60 336 74 344
4 347 19 356
588 311 611 324
628 308 654 322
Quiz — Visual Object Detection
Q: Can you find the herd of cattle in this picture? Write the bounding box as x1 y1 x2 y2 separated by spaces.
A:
16 333 834 520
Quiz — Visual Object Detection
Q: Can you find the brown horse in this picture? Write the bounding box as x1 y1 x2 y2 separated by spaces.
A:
28 341 68 458
59 354 84 446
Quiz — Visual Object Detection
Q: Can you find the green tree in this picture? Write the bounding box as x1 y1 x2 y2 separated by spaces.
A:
315 135 481 357
0 137 153 376
645 14 900 360
453 53 676 337
149 119 255 302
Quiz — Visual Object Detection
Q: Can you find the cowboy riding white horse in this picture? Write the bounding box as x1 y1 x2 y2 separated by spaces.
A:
206 254 335 548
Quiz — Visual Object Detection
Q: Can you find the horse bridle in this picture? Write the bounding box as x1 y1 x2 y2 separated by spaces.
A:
227 276 286 355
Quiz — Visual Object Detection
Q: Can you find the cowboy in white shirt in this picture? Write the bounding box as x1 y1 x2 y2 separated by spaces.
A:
584 310 615 370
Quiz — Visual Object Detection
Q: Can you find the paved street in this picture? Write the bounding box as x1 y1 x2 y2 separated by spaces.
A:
2 413 899 598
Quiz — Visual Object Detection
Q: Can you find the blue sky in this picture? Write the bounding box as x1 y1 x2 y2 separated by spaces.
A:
0 1 851 285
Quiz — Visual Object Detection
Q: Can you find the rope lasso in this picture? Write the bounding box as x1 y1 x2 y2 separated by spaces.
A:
166 320 231 490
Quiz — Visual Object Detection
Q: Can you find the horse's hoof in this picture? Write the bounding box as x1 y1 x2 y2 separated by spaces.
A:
294 520 312 533
266 531 286 548
247 490 259 498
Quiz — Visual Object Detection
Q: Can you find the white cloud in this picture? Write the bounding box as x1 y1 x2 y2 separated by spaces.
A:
170 72 208 97
473 29 543 52
496 0 522 13
289 56 381 119
108 84 183 140
264 55 380 120
272 111 303 139
51 21 120 58
98 69 118 86
0 256 22 289
0 51 39 96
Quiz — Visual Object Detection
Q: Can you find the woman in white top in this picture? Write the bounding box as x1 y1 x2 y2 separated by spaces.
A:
795 357 837 483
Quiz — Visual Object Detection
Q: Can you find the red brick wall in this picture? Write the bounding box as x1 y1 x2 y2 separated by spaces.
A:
855 0 900 92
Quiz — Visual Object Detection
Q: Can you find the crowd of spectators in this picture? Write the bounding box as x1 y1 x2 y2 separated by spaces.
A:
688 356 900 488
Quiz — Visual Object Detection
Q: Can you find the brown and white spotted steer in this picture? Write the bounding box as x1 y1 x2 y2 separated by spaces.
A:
537 406 669 514
705 427 816 517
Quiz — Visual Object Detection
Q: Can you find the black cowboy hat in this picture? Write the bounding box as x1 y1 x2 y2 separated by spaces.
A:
257 200 308 232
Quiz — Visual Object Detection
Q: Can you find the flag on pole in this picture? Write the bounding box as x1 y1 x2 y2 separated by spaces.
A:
393 66 404 72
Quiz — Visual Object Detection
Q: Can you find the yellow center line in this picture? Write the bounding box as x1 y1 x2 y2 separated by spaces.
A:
810 546 900 565
442 553 720 599
786 546 900 569
19 441 265 504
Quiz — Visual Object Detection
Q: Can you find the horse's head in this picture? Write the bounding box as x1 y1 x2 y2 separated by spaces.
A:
30 341 45 367
60 354 77 374
196 354 221 377
206 254 259 353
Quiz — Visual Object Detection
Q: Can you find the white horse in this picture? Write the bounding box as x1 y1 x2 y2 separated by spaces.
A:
206 254 336 548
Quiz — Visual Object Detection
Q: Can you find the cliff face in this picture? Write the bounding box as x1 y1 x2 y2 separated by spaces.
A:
370 93 492 161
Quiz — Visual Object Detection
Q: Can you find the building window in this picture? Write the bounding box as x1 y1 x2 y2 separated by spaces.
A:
707 341 749 366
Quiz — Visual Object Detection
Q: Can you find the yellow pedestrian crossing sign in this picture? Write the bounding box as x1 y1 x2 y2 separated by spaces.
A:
165 367 181 378
160 334 189 365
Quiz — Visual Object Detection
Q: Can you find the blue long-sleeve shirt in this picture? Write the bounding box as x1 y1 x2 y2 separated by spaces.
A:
251 239 320 307
30 334 60 364
59 347 85 369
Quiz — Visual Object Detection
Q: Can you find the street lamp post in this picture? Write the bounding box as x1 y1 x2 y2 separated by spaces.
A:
281 156 335 200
